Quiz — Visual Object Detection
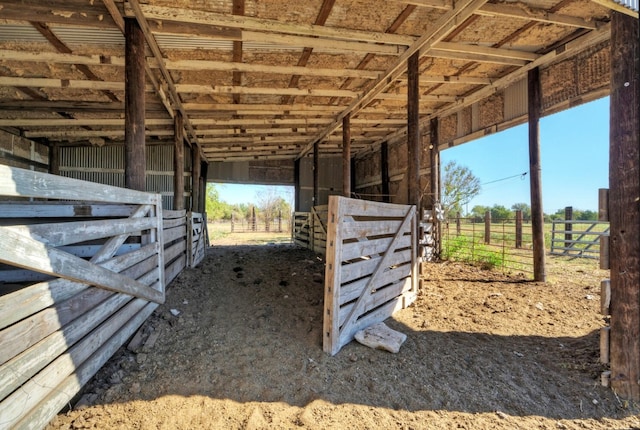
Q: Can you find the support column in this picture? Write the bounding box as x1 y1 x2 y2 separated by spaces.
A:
49 143 59 176
430 117 441 257
124 18 146 191
173 113 185 210
192 145 201 212
407 52 421 210
381 142 390 203
342 114 351 197
294 158 301 211
527 67 546 282
313 141 319 207
201 160 208 215
609 10 640 401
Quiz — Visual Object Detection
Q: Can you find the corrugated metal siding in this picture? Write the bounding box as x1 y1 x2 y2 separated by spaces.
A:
0 25 47 42
504 78 528 121
60 145 178 209
615 0 639 11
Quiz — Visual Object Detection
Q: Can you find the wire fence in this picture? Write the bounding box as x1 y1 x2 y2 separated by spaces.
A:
442 212 534 276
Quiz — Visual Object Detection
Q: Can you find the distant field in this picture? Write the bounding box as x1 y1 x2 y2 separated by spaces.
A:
207 221 292 246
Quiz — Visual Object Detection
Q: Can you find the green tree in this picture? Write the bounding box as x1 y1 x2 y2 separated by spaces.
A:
490 204 512 222
205 184 232 221
470 205 490 222
442 161 481 217
511 202 531 221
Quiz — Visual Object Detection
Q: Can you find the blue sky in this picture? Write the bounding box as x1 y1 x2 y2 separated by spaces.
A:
216 97 609 213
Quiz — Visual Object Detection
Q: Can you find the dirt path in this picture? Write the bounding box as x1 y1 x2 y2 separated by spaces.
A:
49 245 640 429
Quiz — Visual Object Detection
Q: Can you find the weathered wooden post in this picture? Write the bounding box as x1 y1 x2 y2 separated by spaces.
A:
313 141 319 206
608 10 639 401
456 211 461 236
278 209 282 233
528 67 546 282
231 212 235 233
251 206 256 232
564 206 573 250
407 52 420 212
173 112 185 210
342 114 351 198
515 210 523 249
124 18 145 192
381 142 390 203
484 211 491 244
294 158 301 212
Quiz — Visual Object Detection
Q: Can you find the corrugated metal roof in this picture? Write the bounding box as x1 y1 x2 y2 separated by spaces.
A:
0 25 47 42
51 27 125 46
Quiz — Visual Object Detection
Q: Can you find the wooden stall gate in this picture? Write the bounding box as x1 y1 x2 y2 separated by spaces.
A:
312 205 328 255
293 212 312 249
188 211 206 268
162 209 188 285
0 166 165 429
323 196 418 356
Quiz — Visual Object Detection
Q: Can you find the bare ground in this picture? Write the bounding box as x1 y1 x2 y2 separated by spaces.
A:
48 243 640 430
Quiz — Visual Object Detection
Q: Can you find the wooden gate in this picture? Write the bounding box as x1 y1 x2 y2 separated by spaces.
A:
323 196 418 355
188 211 206 268
0 166 164 429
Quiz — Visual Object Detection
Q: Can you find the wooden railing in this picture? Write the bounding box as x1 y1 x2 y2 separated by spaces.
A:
0 166 167 429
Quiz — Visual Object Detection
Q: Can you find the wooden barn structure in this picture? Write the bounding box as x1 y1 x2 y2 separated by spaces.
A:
0 0 637 426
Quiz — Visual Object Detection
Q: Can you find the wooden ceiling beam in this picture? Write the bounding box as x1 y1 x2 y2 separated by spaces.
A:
0 100 166 112
298 0 489 158
24 129 174 139
0 118 172 127
124 3 415 46
175 84 359 98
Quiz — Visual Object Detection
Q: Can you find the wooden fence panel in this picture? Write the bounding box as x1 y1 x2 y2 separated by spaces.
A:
188 211 206 268
0 166 165 429
293 212 312 249
323 196 418 356
312 205 328 255
162 209 187 285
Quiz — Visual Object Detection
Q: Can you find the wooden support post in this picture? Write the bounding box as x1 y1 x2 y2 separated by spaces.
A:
342 114 351 197
528 67 546 282
124 18 146 192
49 143 59 176
350 158 356 198
515 210 523 249
294 158 301 211
173 113 184 210
599 188 610 270
201 160 208 215
484 211 491 244
564 206 573 249
609 11 640 401
313 141 319 206
381 142 390 203
192 145 201 212
456 211 461 236
407 52 421 210
429 117 440 256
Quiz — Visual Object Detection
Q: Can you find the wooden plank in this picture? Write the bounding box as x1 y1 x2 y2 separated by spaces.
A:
340 220 408 239
0 166 159 204
0 227 164 304
407 51 421 209
340 250 412 285
174 113 185 211
164 225 188 244
323 196 344 355
338 277 412 325
343 114 351 197
340 264 412 304
162 216 187 229
0 243 160 331
601 279 611 315
608 11 640 401
8 300 158 430
6 216 155 248
165 254 187 285
165 240 187 263
164 209 187 219
0 203 137 218
341 235 413 263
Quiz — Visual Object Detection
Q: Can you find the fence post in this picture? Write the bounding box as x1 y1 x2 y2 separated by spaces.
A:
484 211 491 244
231 212 235 232
278 210 282 233
564 206 573 250
456 211 461 236
515 210 523 249
251 206 256 232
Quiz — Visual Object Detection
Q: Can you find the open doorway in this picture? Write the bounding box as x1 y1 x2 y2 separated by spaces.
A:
205 182 295 245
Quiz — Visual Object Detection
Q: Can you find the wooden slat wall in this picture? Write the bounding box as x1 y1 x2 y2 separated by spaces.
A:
293 211 312 249
312 205 328 255
163 209 187 285
188 211 206 268
0 165 164 430
323 196 418 356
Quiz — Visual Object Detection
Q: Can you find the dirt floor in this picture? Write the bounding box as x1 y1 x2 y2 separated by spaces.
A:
48 241 640 429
